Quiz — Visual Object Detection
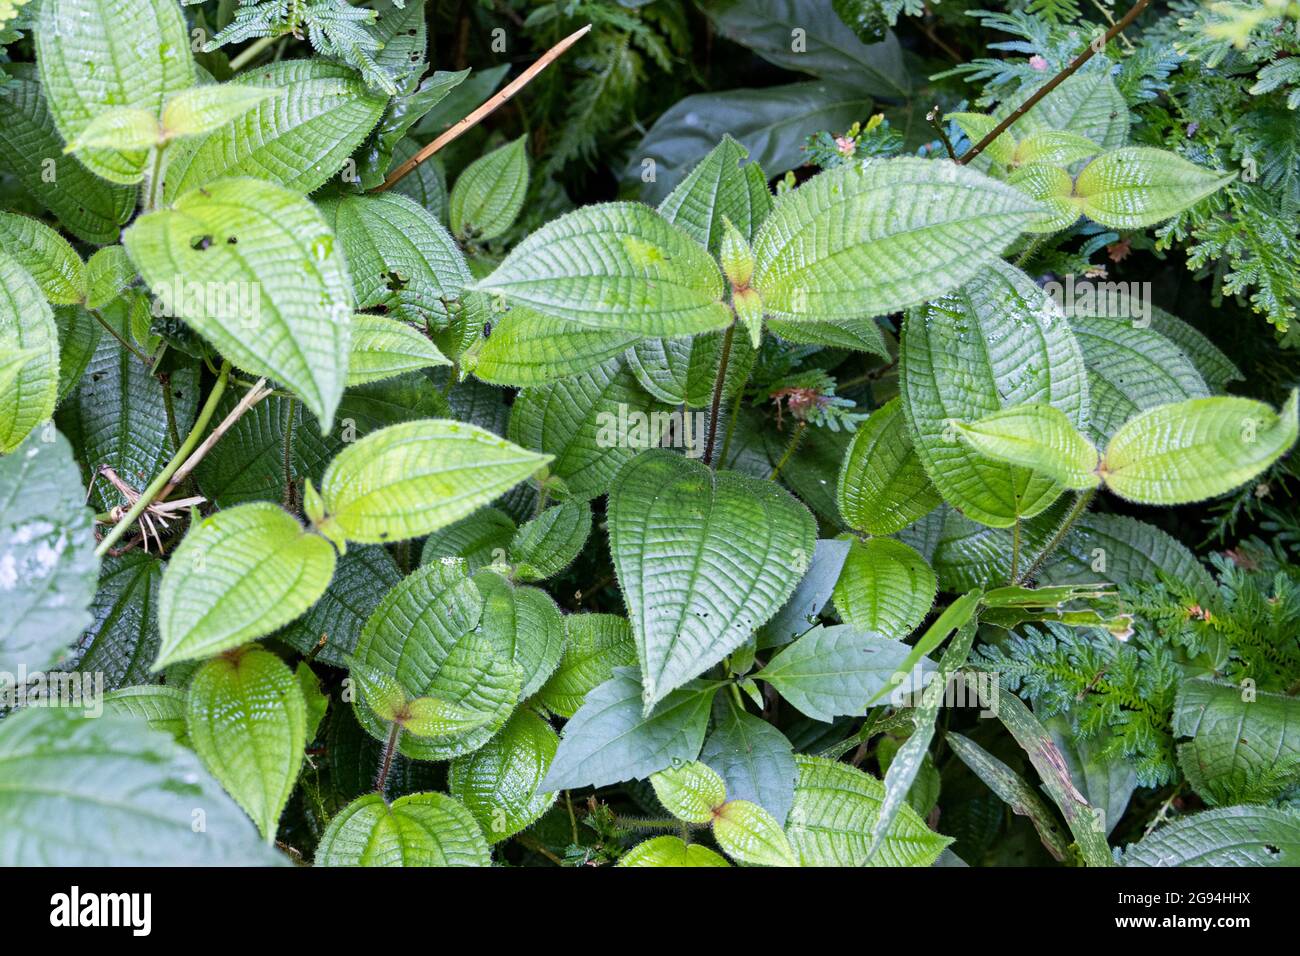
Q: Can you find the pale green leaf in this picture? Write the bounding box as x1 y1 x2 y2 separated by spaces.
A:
535 614 637 718
1075 147 1236 229
624 330 756 408
837 397 942 535
35 0 193 183
124 177 354 428
63 106 162 153
0 212 85 304
618 835 729 867
785 755 952 866
468 306 640 387
0 429 98 672
162 60 387 199
347 314 449 386
475 202 732 336
0 250 59 452
450 135 529 240
155 502 337 669
186 646 306 841
1003 70 1129 148
700 697 797 824
84 246 136 309
0 709 283 865
955 403 1101 490
609 449 816 712
751 158 1041 322
1101 391 1299 505
316 419 549 545
473 568 565 699
161 84 281 139
448 708 559 843
509 499 592 582
713 799 799 867
757 538 850 649
832 537 937 639
650 760 727 823
315 792 490 867
657 134 772 254
1007 162 1080 233
101 685 187 740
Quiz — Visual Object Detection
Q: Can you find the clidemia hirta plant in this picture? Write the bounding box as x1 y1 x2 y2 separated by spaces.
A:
1 0 1299 869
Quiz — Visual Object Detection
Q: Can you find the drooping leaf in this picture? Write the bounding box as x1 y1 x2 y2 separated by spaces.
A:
315 792 490 867
757 538 851 649
535 614 638 718
450 135 529 241
751 159 1041 323
124 177 354 428
101 685 187 740
185 646 307 842
0 429 99 672
832 537 937 640
609 449 816 712
347 314 449 386
837 398 942 535
155 503 337 669
785 755 952 866
475 202 732 336
448 708 559 843
540 668 718 791
162 60 387 199
1101 391 1299 505
0 709 284 865
713 798 799 867
314 419 549 545
35 0 193 183
954 403 1101 490
1044 712 1138 837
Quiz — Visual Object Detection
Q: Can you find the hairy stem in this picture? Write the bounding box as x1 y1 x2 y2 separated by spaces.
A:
957 0 1151 166
378 24 592 192
1017 488 1097 585
703 322 736 468
95 361 231 557
767 421 807 482
373 722 402 794
1010 516 1022 584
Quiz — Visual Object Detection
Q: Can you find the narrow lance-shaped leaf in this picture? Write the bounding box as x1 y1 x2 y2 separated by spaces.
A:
1074 147 1235 229
347 314 449 387
954 404 1101 490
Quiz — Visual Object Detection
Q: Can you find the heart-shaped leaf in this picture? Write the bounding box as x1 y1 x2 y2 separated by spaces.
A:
315 792 490 867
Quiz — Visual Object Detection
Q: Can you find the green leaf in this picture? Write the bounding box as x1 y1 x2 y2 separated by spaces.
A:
1075 147 1235 229
657 134 772 255
347 314 449 386
508 358 669 501
63 106 162 153
350 561 521 761
186 646 307 841
0 250 59 452
1174 680 1300 807
865 589 981 706
713 799 799 867
757 538 850 649
0 709 283 865
618 835 730 867
1122 806 1300 866
279 545 401 667
767 314 890 357
837 398 942 535
1101 391 1299 505
0 212 85 304
85 246 137 309
420 507 516 572
297 662 328 742
535 614 638 718
101 685 187 740
0 429 99 672
57 334 198 513
475 202 732 336
448 708 559 843
450 135 529 240
900 262 1089 527
35 0 193 184
346 655 409 722
161 84 281 139
0 67 137 244
1044 712 1137 838
650 760 727 823
955 403 1101 490
69 552 163 690
468 306 640 387
315 792 490 867
785 755 952 866
948 112 1017 166
322 192 471 326
832 537 937 640
510 499 592 582
946 730 1072 862
162 60 387 199
155 502 337 669
1148 307 1242 393
53 307 100 404
751 159 1041 322
756 623 926 723
1004 70 1129 149
1036 511 1216 596
400 694 492 739
473 569 566 700
701 697 797 824
610 449 816 712
625 330 756 408
1069 313 1209 445
124 177 354 428
540 668 718 791
1007 162 1080 233
315 419 549 545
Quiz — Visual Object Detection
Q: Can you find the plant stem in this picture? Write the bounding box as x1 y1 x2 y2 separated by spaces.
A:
94 361 231 557
767 421 807 481
89 307 152 366
716 387 744 469
703 322 736 468
158 377 271 501
143 143 167 213
1016 488 1096 585
159 372 182 452
1010 516 1022 584
227 34 279 72
377 24 592 192
282 396 297 512
373 722 402 794
956 0 1151 166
